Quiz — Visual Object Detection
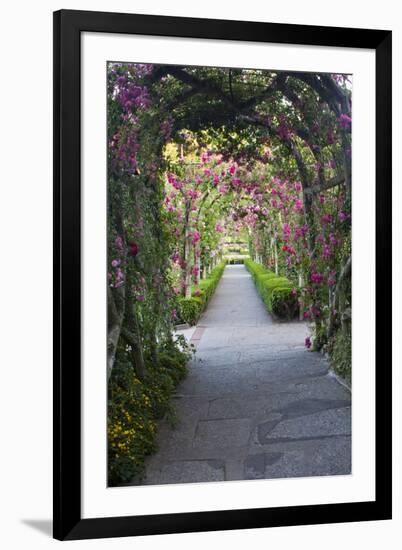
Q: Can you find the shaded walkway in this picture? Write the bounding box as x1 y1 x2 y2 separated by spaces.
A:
138 265 351 485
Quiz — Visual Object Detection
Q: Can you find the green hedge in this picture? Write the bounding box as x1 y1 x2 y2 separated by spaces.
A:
244 259 298 320
177 261 226 325
329 327 351 381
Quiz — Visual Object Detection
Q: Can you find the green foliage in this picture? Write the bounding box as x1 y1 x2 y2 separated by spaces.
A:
245 259 298 320
271 287 299 319
244 259 269 280
197 261 226 300
177 297 202 326
108 340 191 486
329 327 351 381
177 262 226 325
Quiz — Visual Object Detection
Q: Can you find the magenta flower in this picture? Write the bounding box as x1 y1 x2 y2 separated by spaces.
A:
115 235 124 251
111 259 121 268
329 233 338 246
311 272 324 285
282 223 291 241
322 244 332 259
305 337 312 349
294 226 304 240
128 241 138 257
172 180 183 190
339 113 352 129
191 231 200 245
171 251 180 263
294 198 303 212
116 80 150 113
326 130 335 144
136 295 145 302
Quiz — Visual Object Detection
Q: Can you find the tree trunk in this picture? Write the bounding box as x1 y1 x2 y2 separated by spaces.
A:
327 256 351 340
184 228 192 299
123 274 146 380
195 248 201 282
298 271 304 321
274 240 279 275
107 285 125 380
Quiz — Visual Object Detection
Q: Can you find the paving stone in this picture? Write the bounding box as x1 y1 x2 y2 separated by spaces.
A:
257 407 351 444
261 437 351 478
276 398 351 418
144 460 225 485
193 418 252 449
207 394 293 419
244 452 283 479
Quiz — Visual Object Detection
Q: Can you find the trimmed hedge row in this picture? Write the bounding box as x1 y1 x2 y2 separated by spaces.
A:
177 262 226 326
244 259 298 320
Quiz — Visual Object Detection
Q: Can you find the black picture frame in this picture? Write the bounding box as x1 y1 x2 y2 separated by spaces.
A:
53 9 392 541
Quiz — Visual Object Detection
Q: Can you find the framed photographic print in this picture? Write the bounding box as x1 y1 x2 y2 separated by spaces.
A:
53 9 392 541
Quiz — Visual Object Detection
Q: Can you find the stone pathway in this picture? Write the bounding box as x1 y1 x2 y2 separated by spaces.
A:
138 264 351 485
